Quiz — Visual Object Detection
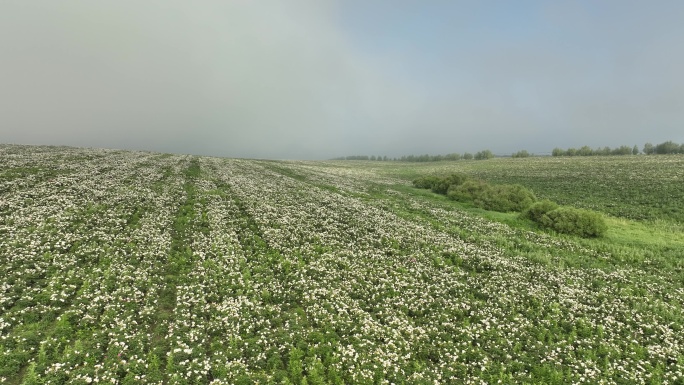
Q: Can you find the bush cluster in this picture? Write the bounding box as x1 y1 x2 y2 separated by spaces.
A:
413 173 468 194
412 175 441 189
448 181 537 212
522 200 559 222
413 174 536 213
522 201 607 238
414 175 608 238
541 208 607 237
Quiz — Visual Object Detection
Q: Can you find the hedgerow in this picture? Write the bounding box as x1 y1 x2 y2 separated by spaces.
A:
414 173 607 238
414 174 536 213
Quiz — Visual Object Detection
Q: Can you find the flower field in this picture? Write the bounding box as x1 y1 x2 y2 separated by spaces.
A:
1 145 683 384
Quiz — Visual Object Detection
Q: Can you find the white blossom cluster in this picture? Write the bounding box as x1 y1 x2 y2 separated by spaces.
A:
0 145 682 384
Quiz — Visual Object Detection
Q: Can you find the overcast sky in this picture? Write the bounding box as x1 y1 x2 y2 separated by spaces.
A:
2 1 683 159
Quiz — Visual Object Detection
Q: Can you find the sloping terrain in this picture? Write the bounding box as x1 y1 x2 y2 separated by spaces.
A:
1 145 683 384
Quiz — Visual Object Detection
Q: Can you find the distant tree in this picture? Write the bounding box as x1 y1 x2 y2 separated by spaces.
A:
610 145 631 155
578 146 594 156
474 149 494 160
370 155 376 161
566 148 578 156
552 148 564 157
599 146 613 156
463 152 473 160
655 140 680 154
643 143 655 155
383 155 388 161
632 145 639 155
512 150 530 158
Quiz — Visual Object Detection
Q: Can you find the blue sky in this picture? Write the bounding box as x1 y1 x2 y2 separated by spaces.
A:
1 1 683 158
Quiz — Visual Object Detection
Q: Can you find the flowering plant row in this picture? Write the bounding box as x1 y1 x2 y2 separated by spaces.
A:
0 145 682 384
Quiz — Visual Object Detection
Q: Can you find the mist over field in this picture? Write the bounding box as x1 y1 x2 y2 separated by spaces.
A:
3 3 684 380
2 1 684 158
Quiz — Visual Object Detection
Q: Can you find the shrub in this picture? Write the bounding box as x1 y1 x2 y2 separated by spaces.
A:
429 179 448 195
479 184 536 212
413 173 470 195
435 173 470 194
448 181 536 212
522 200 559 222
447 179 491 203
412 176 440 189
540 207 607 238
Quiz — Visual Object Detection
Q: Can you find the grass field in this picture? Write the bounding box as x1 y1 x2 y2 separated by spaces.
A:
1 145 683 384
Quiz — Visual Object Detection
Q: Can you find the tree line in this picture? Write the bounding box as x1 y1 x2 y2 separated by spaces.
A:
332 140 683 162
552 141 684 157
331 150 495 162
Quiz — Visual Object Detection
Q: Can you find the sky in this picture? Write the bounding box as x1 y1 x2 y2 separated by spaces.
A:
1 1 683 159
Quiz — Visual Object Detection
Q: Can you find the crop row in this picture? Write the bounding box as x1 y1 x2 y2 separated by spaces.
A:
0 146 682 384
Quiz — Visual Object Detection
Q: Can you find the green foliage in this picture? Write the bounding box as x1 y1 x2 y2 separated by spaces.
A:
334 152 465 162
654 140 683 154
512 150 531 158
431 173 469 194
643 143 655 155
554 141 681 156
517 194 607 238
447 179 491 203
412 176 440 189
413 173 470 195
479 184 536 212
404 155 684 223
305 357 326 385
522 200 559 222
22 363 41 385
288 348 304 384
540 207 608 238
447 181 536 212
474 149 494 160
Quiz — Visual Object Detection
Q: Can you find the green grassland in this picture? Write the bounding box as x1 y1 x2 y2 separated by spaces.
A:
298 156 684 274
377 155 684 222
